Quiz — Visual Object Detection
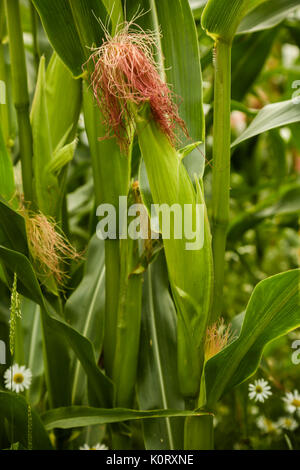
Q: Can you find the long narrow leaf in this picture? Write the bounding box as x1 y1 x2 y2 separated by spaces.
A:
0 391 52 450
0 245 113 408
138 254 185 450
42 406 209 431
205 269 300 407
232 100 300 147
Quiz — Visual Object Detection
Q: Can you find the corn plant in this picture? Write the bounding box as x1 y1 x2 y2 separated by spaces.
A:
0 0 299 451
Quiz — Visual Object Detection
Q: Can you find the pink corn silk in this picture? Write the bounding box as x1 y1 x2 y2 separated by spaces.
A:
87 31 187 150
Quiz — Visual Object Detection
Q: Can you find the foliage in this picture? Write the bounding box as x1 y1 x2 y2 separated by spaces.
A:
0 0 299 451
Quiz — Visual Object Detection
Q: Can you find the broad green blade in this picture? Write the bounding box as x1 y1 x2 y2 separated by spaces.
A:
31 56 79 218
112 234 143 408
205 269 300 407
0 125 15 203
30 56 53 215
22 299 44 407
0 0 6 39
237 0 300 34
0 245 113 408
41 406 210 431
46 53 82 150
138 254 185 450
201 0 248 43
189 0 268 13
154 0 205 178
232 29 277 101
68 0 109 49
65 235 106 404
83 81 131 382
0 199 28 256
232 100 300 147
32 0 86 77
0 391 52 450
102 0 123 34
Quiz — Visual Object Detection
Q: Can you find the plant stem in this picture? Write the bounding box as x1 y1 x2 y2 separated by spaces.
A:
5 0 34 204
211 40 232 322
30 0 40 73
184 415 214 450
0 43 10 145
104 239 122 375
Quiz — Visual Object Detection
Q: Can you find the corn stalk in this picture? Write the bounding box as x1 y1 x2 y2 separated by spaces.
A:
5 0 34 204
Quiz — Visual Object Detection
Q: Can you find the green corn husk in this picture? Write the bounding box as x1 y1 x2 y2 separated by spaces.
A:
202 0 248 43
31 55 81 219
136 104 213 399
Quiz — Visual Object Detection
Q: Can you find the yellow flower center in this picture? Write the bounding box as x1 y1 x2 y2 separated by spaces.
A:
265 419 276 433
13 373 24 384
255 385 263 393
292 398 300 408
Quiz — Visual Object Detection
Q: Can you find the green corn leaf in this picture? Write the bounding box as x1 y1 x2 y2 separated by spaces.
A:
138 253 185 450
30 56 53 214
68 0 109 50
32 0 86 77
41 406 210 431
33 0 109 77
237 0 300 34
22 299 44 407
46 139 77 175
0 125 16 204
83 81 131 382
0 245 113 408
45 53 82 150
190 0 268 16
0 391 52 450
232 100 300 147
0 0 6 40
0 199 28 256
65 235 106 404
154 0 206 178
102 0 123 34
205 269 300 407
232 29 277 101
0 42 12 147
201 0 248 43
112 235 143 408
31 56 79 218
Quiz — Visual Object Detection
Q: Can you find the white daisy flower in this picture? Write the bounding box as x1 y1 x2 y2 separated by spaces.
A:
248 379 272 403
256 416 279 435
4 364 32 393
282 390 300 417
79 443 108 450
277 416 299 432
